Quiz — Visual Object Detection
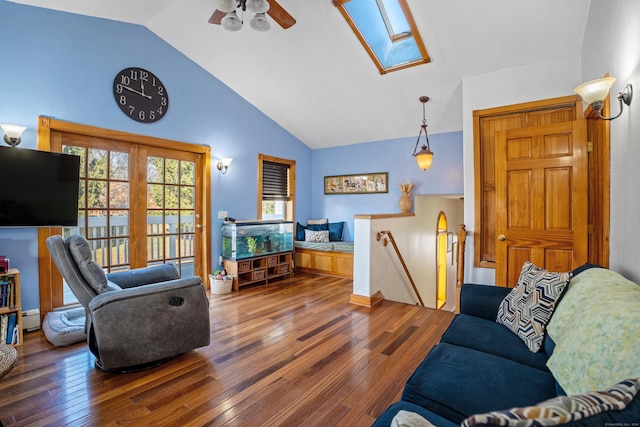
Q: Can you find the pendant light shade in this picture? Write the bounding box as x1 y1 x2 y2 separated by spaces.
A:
412 96 434 171
415 147 433 171
213 0 237 13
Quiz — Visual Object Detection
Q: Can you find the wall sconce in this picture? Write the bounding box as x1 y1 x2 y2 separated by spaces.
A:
216 157 233 174
573 77 633 120
0 124 27 147
412 96 434 171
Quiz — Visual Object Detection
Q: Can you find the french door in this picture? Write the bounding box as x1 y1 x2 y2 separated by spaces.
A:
37 118 211 312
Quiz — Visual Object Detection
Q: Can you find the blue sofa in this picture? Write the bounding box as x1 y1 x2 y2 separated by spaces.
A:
373 265 640 426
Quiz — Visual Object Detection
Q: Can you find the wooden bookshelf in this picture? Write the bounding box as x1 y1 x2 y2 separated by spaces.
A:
0 268 23 346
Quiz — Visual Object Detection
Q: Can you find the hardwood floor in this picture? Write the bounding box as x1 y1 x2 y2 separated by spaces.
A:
0 273 455 427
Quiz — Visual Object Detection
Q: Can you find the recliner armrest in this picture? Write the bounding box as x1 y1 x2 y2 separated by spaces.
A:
106 264 181 288
88 276 203 310
459 283 511 320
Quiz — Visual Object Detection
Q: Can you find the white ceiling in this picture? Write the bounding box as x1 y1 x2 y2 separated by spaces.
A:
10 0 590 149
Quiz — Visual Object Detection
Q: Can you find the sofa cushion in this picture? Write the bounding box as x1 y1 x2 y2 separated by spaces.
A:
68 235 113 294
328 221 344 241
402 343 557 424
461 378 640 427
296 222 306 241
372 401 459 427
306 218 329 231
546 267 640 395
304 229 330 243
441 314 550 371
497 261 570 352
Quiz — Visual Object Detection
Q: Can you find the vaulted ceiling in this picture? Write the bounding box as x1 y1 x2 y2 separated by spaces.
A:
9 0 590 149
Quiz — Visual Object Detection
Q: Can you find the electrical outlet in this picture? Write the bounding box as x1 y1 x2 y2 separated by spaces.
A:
219 255 223 265
218 210 228 219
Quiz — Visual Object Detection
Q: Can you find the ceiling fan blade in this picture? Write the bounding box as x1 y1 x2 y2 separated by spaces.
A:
208 9 226 25
267 0 296 29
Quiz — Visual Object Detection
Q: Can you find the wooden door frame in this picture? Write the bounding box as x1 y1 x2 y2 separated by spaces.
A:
36 117 212 317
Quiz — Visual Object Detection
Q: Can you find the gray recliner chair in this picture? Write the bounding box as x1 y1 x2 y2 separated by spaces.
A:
46 234 210 373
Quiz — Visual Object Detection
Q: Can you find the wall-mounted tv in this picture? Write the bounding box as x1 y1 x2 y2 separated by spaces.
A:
0 146 80 227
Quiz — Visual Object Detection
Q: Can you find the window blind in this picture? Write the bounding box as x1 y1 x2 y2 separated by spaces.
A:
262 161 290 200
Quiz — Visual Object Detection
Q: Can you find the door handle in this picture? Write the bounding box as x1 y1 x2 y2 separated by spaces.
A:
497 234 506 241
195 224 202 229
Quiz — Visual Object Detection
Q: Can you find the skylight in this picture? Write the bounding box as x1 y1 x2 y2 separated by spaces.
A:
334 0 430 74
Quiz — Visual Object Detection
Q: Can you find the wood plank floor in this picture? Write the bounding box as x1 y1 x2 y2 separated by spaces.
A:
0 273 455 427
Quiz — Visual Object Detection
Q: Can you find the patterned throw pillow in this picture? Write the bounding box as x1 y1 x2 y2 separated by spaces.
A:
497 261 570 352
304 229 330 243
461 378 640 427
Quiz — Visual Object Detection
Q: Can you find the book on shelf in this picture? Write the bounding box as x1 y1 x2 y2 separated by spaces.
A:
5 313 16 344
0 278 14 308
0 314 7 344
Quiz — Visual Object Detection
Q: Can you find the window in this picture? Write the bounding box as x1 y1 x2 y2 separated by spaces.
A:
257 154 295 221
334 0 430 74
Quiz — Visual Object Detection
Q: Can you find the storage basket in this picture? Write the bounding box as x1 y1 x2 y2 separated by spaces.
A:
209 277 233 294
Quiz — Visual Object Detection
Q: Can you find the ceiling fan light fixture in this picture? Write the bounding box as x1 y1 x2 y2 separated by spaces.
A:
246 0 270 14
221 11 243 31
213 0 237 13
250 13 271 31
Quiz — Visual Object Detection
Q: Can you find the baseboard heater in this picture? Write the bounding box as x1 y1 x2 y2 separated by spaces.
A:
22 309 41 331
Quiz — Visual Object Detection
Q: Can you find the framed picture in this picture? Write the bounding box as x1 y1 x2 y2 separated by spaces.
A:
324 172 388 195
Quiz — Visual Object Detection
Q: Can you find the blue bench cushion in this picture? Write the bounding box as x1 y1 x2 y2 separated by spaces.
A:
402 343 558 424
441 314 550 371
372 401 459 427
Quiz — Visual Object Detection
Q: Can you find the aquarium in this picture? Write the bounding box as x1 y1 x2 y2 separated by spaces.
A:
222 220 294 260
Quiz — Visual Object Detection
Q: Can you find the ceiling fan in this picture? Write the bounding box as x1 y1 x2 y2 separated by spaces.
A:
209 0 296 32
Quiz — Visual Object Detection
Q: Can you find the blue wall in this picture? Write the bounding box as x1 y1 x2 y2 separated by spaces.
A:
311 131 463 240
0 2 464 310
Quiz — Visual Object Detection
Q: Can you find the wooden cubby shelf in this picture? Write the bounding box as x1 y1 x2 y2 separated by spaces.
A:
223 252 293 291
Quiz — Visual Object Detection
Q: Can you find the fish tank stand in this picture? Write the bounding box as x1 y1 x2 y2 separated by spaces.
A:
221 220 294 290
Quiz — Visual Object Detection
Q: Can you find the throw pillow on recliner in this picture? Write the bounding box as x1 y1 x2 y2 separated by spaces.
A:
68 235 120 294
497 261 570 352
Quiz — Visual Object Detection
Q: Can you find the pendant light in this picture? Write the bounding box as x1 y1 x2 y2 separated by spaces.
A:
412 96 433 171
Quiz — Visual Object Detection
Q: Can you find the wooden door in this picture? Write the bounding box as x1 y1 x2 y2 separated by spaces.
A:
495 121 588 287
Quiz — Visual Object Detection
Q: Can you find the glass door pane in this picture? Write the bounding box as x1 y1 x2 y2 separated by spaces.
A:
146 155 197 277
61 145 131 304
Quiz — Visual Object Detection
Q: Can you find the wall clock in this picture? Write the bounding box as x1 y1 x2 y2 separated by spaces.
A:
113 67 169 123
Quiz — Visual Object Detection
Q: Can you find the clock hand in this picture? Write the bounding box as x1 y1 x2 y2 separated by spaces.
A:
122 85 152 99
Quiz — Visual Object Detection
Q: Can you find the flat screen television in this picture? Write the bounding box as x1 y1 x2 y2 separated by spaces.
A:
0 146 80 227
